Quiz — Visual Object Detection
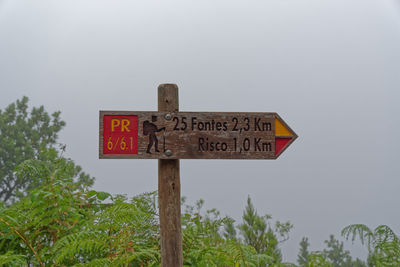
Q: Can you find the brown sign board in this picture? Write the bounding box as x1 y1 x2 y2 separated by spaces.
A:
99 111 297 159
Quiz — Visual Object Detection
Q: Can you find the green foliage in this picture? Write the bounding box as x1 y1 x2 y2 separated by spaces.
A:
307 252 333 267
3 156 379 267
238 196 293 264
306 234 367 267
0 157 159 266
323 235 352 267
0 154 97 265
0 157 297 266
297 237 310 267
0 251 26 266
0 96 93 202
223 216 237 240
342 224 374 250
16 147 94 194
296 235 366 267
352 258 368 267
182 200 273 266
52 197 160 266
342 224 400 266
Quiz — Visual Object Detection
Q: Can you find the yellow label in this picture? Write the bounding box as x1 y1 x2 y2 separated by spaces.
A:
275 118 291 136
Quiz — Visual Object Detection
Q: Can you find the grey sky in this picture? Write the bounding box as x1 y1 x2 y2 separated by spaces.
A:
1 0 399 262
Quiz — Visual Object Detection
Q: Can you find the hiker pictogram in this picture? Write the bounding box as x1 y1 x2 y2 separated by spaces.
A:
143 116 165 153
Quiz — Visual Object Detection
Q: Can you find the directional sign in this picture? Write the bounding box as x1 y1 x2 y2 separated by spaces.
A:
99 111 297 159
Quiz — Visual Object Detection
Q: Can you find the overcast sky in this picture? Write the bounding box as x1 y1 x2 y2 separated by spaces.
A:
1 0 400 262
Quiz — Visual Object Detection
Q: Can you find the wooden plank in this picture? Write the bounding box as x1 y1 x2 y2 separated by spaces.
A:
157 84 183 267
99 111 296 159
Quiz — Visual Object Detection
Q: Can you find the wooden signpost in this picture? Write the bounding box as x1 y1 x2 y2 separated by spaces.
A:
99 112 296 159
99 84 297 266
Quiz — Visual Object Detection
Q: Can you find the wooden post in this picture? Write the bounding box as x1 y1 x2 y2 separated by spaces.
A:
158 84 183 267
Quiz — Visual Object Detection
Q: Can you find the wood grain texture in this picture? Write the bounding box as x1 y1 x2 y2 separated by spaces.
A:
158 84 183 267
99 111 285 159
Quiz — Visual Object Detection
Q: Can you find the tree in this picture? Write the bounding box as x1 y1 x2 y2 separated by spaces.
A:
352 258 368 267
323 235 352 267
342 224 399 266
322 234 367 267
182 200 272 266
223 216 237 240
307 252 333 267
17 147 94 194
297 237 310 267
238 196 293 264
0 96 93 202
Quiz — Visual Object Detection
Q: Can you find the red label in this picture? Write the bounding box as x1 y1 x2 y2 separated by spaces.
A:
103 115 138 154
